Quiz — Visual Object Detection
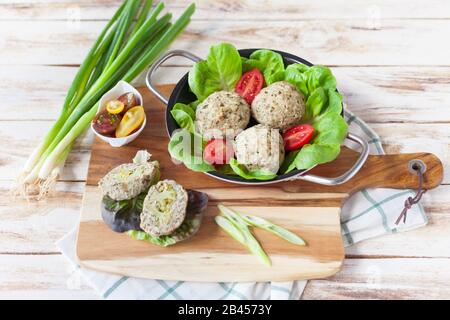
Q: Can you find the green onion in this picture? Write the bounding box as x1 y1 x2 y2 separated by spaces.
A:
104 0 143 70
130 0 153 37
215 216 246 243
30 14 171 181
22 2 127 174
124 3 195 81
239 214 306 246
17 1 196 198
216 205 271 266
216 205 307 266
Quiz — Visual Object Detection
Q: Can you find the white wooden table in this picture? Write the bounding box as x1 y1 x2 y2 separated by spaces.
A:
1 0 449 299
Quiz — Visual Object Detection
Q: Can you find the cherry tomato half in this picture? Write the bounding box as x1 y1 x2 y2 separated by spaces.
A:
235 68 264 104
106 100 125 114
115 106 145 138
282 124 315 151
92 110 121 135
203 139 235 165
117 92 137 113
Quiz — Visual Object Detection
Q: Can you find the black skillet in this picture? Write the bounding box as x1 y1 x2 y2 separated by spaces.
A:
146 48 369 186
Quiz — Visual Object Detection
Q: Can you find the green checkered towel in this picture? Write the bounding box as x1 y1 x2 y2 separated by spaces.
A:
57 109 427 299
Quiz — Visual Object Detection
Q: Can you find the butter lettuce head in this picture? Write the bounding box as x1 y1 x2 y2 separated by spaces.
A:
169 43 348 180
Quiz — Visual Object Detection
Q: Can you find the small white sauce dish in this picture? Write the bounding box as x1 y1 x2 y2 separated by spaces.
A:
91 80 146 147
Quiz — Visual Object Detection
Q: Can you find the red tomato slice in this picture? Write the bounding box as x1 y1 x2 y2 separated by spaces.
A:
203 139 234 165
282 124 315 151
235 68 264 104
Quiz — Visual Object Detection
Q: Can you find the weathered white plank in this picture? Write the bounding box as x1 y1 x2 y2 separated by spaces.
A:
335 67 450 123
3 65 450 123
1 0 450 21
303 258 450 299
0 65 181 120
0 121 93 182
0 253 98 299
0 65 75 121
0 180 84 253
3 19 450 66
2 253 450 300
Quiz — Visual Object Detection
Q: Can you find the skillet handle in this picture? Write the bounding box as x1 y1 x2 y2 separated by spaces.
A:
294 133 369 186
146 50 202 105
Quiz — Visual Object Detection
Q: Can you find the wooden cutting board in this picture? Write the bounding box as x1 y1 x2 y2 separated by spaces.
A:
76 85 443 282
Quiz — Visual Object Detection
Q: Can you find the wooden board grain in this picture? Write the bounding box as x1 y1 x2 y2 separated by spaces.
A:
76 85 350 281
76 84 442 282
78 185 345 282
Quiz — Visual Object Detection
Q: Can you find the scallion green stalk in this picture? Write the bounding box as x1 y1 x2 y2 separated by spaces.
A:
219 205 305 245
104 0 139 70
239 214 306 245
217 205 271 266
37 22 172 180
36 15 171 160
124 3 195 81
35 5 195 182
130 0 153 37
216 205 307 265
23 2 127 173
18 1 196 198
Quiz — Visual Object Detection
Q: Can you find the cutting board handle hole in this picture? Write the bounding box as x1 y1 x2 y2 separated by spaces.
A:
408 159 426 174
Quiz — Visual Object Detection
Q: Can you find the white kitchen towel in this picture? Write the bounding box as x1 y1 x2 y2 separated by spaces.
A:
57 109 427 299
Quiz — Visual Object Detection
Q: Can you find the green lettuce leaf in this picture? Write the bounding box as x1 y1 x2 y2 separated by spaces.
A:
128 217 201 247
284 63 309 96
313 112 348 145
170 102 195 133
281 63 347 173
229 158 277 180
168 129 215 172
283 112 348 173
326 89 343 115
189 100 200 111
188 43 242 101
305 65 337 94
285 63 336 98
242 49 285 85
172 102 195 119
285 143 341 172
216 164 238 176
126 189 209 247
305 87 328 120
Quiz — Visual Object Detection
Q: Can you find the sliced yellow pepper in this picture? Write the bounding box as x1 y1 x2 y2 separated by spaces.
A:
115 106 145 138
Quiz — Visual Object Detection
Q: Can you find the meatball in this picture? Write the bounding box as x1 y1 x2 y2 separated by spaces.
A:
195 91 250 140
251 81 305 130
140 180 188 236
99 161 160 201
234 124 285 174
